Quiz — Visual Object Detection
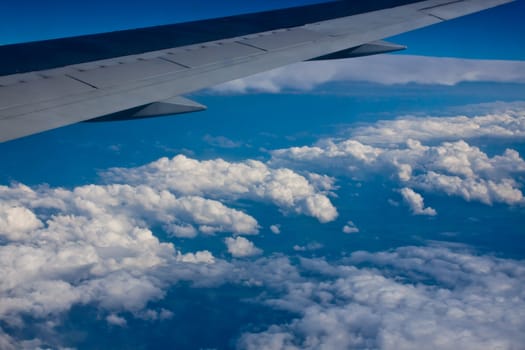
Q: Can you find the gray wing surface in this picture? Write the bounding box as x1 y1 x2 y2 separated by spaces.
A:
0 0 513 142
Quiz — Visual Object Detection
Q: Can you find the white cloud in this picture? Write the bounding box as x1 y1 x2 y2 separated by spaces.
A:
342 220 360 234
177 250 215 264
213 55 525 93
106 313 127 327
238 245 525 350
0 183 260 240
270 224 281 234
271 109 525 207
0 204 43 241
225 237 262 258
104 155 338 223
0 177 260 346
2 176 523 350
293 242 323 252
400 188 437 216
166 223 198 238
0 153 341 346
350 109 525 145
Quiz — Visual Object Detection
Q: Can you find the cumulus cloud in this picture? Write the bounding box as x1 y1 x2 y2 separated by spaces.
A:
342 220 360 234
0 182 238 347
350 108 525 145
0 183 259 240
225 237 262 258
213 55 525 93
0 207 171 345
2 148 340 341
270 224 281 234
0 175 264 345
0 182 239 314
400 188 437 216
0 204 43 241
106 313 127 327
0 152 341 346
271 109 525 206
238 245 525 350
104 155 338 223
2 171 523 350
177 250 215 264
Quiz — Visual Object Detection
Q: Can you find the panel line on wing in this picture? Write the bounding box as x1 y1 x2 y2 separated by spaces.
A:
64 74 99 89
67 58 185 89
425 13 447 20
157 56 191 69
235 41 269 52
159 42 265 68
419 0 464 11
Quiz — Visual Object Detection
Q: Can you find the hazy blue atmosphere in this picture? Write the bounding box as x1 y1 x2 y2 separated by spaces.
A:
1 1 524 349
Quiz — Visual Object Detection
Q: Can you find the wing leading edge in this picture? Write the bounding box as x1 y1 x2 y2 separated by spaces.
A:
0 0 514 142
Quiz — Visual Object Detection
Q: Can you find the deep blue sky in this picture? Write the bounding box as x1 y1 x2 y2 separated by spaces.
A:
1 0 524 59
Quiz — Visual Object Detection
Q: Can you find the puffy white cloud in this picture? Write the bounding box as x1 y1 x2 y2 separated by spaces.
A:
177 250 215 264
3 177 524 350
270 224 281 234
106 313 127 327
0 183 259 239
342 220 360 234
238 245 525 350
0 176 263 346
0 204 43 241
350 109 525 145
271 109 525 207
0 218 170 330
104 155 337 223
213 55 525 93
225 237 262 258
413 170 524 205
400 188 437 216
0 152 341 346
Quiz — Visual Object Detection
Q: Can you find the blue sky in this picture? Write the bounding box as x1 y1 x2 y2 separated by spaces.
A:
1 1 525 349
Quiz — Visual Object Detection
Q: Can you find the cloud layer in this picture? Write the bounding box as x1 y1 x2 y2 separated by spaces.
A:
0 154 337 348
350 108 525 145
239 245 525 350
271 109 525 207
213 55 525 93
0 180 243 348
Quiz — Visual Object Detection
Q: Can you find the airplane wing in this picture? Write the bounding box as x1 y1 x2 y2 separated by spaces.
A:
0 0 513 142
